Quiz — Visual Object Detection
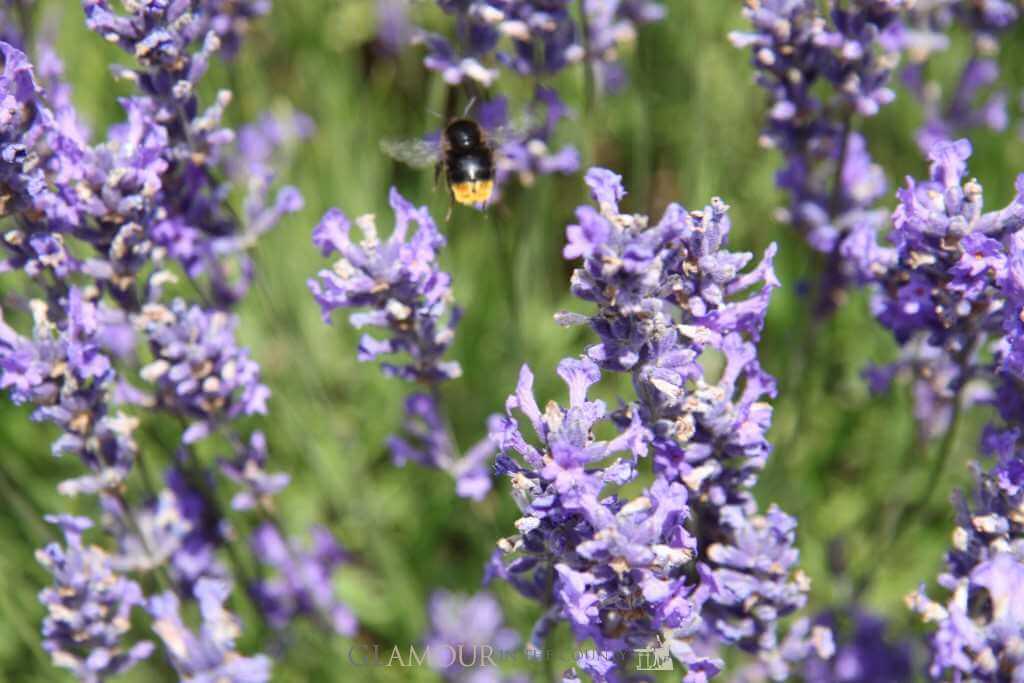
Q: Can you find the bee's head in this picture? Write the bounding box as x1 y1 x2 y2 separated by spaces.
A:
445 119 483 150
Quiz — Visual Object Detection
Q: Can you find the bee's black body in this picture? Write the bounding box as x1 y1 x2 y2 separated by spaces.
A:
440 118 495 206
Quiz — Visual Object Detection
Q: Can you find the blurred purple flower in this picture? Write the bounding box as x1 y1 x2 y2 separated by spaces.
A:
424 590 526 681
803 609 912 682
219 431 290 511
149 577 272 682
388 393 500 500
250 522 357 636
36 515 154 682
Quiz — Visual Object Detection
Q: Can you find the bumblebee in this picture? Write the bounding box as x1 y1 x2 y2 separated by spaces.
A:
381 117 496 211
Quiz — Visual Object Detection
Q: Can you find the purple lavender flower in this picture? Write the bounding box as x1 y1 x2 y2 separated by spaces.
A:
731 0 906 312
410 0 664 90
0 290 146 497
903 1 1019 150
869 139 1024 436
309 188 461 383
2 3 326 679
102 487 192 574
36 515 155 682
219 431 290 511
308 188 501 499
487 357 719 677
81 0 300 304
908 448 1024 681
249 522 357 636
149 577 272 682
553 168 813 677
140 299 270 444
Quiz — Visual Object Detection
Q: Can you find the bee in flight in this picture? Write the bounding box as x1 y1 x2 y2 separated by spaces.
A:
381 117 497 214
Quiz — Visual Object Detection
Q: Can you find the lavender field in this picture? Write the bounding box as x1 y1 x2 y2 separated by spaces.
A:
2 1 1024 681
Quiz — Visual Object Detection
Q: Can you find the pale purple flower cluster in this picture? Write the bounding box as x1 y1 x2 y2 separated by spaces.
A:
0 3 357 679
866 139 1024 437
140 299 270 444
149 577 271 682
36 515 155 682
481 168 813 679
487 358 716 674
731 0 906 312
81 0 302 306
309 188 461 383
907 450 1024 680
880 139 1024 679
309 188 499 498
413 0 663 91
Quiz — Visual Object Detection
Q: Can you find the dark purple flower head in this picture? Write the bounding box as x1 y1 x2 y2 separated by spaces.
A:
140 299 269 443
165 466 230 589
802 609 912 682
36 514 154 682
250 522 357 636
149 577 272 682
308 188 461 383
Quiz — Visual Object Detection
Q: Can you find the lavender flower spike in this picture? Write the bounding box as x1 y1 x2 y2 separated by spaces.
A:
488 357 719 678
149 577 272 682
908 448 1024 681
36 515 154 682
558 168 814 678
870 139 1024 437
249 522 357 636
308 187 460 383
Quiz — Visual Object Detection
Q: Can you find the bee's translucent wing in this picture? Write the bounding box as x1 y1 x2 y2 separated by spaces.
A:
380 137 442 169
486 110 545 147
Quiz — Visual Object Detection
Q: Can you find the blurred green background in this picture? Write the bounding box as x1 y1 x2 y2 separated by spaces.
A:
2 1 1024 681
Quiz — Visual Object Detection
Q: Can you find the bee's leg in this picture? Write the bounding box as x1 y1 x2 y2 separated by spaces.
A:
434 162 442 192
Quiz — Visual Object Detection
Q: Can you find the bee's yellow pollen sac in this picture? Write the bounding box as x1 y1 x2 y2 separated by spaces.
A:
451 180 494 206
